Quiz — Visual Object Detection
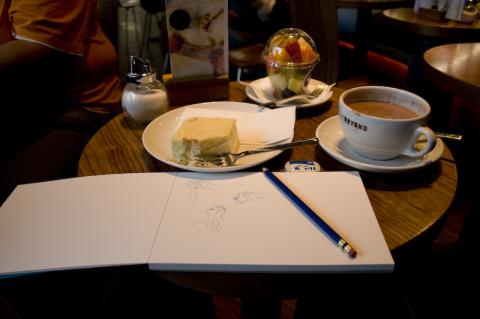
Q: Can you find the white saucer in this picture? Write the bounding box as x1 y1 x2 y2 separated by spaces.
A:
245 77 333 108
315 116 445 173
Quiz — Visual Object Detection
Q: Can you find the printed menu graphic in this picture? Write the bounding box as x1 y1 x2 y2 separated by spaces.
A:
0 172 394 276
165 0 228 79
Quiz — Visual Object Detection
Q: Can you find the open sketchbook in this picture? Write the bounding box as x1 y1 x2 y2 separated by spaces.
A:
0 172 394 276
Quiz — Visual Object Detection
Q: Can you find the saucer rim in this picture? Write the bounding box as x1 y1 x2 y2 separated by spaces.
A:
245 77 333 108
315 115 445 173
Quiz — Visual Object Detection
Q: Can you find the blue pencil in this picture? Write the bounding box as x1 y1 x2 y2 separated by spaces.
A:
263 168 357 258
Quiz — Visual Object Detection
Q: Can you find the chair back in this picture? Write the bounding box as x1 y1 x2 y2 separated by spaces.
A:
289 0 339 84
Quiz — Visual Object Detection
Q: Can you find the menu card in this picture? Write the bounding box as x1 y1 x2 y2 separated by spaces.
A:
0 172 394 276
165 0 228 79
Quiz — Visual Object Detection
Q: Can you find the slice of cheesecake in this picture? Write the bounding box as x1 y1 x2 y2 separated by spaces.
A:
172 117 240 164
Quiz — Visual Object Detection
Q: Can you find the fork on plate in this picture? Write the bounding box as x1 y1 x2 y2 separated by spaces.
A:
194 137 319 167
259 83 334 109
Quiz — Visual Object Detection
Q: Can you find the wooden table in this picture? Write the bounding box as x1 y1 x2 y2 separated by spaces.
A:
337 0 414 71
381 7 480 38
422 42 480 106
338 0 413 10
380 8 480 129
78 82 458 318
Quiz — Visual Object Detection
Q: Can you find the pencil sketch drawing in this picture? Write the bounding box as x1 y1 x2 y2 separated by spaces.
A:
192 205 227 234
233 192 268 204
186 180 220 201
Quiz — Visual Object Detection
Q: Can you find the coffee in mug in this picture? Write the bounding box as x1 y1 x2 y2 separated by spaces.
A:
338 86 436 160
348 101 418 119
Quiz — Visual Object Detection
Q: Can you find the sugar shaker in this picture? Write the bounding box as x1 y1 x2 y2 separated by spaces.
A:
122 56 169 124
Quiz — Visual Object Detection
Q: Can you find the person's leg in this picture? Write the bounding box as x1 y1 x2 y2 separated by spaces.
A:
0 108 114 204
0 291 22 319
105 266 216 318
0 107 218 317
1 265 217 318
0 267 127 318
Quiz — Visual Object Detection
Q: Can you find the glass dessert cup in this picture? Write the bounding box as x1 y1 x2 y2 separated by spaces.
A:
265 63 318 99
262 28 320 98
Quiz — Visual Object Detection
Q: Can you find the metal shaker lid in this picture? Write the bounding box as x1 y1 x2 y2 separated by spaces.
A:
126 56 155 84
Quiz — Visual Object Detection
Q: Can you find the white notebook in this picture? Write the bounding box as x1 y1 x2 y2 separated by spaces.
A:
0 172 394 276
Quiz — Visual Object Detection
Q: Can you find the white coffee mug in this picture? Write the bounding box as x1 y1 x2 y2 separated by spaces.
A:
338 86 436 160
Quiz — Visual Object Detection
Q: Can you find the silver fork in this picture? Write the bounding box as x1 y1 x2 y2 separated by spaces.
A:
194 137 319 167
259 83 328 109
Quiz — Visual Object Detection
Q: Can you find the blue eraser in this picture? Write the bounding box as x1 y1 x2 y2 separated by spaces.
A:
284 161 321 172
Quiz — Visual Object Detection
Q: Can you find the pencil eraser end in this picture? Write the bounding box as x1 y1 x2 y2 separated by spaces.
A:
348 248 357 258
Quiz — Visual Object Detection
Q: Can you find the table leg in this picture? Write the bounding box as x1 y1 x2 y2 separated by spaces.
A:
241 297 281 319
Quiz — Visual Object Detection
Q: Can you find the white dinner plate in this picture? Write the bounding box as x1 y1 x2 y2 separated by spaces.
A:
315 116 444 173
245 77 333 108
142 101 293 172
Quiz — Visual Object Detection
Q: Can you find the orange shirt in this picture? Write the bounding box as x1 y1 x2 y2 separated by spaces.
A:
0 0 121 113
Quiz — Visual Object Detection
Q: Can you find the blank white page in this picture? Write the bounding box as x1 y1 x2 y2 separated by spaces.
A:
0 173 176 276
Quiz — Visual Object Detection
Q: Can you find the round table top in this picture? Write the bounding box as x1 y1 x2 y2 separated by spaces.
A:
78 82 458 300
422 42 480 104
338 0 413 9
382 7 480 38
78 82 458 253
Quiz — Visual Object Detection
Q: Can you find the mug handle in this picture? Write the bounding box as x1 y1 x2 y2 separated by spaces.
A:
402 127 437 158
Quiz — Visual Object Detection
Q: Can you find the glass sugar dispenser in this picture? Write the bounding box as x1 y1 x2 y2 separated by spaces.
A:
122 56 169 124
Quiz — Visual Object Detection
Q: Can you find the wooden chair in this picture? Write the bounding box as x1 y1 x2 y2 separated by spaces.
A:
289 0 407 89
289 0 339 85
228 1 340 84
229 43 265 81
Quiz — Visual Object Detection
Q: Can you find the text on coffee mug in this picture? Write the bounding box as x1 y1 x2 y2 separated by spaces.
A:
340 114 368 132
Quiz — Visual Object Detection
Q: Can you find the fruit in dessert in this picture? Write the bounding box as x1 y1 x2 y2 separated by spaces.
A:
262 28 319 98
171 117 240 164
284 40 302 63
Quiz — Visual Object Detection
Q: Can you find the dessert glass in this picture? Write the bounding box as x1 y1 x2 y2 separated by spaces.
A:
261 28 320 98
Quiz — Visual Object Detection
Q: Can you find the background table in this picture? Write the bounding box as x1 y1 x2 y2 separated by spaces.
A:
381 7 480 38
380 8 479 128
338 0 414 70
78 82 458 318
422 42 480 106
422 43 479 225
